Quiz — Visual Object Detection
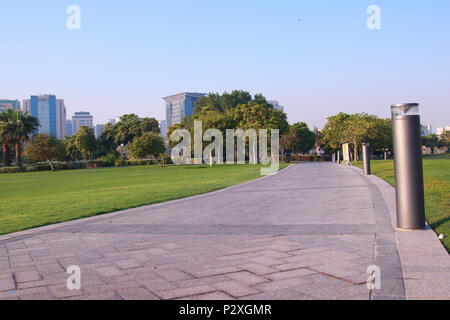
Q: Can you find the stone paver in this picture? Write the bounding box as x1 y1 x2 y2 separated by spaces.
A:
0 163 448 300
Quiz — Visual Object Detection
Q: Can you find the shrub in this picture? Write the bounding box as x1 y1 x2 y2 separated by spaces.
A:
159 154 173 165
98 153 118 167
291 154 313 162
128 132 165 159
86 160 102 169
25 163 52 172
55 162 69 170
114 157 127 167
0 167 22 174
68 161 88 170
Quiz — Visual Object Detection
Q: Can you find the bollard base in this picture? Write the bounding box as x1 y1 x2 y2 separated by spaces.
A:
397 227 426 232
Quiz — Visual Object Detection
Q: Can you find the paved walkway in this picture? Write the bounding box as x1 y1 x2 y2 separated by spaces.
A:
0 163 449 300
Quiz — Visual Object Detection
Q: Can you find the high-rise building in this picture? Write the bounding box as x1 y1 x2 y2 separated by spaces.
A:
164 92 206 127
160 120 168 140
268 100 285 112
66 120 73 137
23 95 66 139
421 125 432 137
0 99 21 112
95 124 105 138
72 112 94 134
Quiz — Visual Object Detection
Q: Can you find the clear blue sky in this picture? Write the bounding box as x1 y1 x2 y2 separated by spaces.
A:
1 0 449 130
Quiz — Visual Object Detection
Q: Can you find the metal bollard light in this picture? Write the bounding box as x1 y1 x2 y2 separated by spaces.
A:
362 143 371 175
391 103 426 230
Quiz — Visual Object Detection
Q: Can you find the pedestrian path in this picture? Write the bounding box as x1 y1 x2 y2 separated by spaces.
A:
0 163 448 300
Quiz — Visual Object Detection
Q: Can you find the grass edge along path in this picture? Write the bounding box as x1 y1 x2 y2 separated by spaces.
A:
0 164 289 235
355 155 450 252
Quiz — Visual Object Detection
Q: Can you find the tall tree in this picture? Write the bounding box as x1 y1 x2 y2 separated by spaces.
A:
63 135 81 161
24 134 66 162
290 122 315 154
313 126 324 154
228 104 289 134
440 130 450 145
0 110 39 168
422 134 440 154
194 90 272 114
369 118 392 151
114 114 160 146
322 113 352 151
280 133 297 159
75 126 97 160
128 131 165 159
0 111 15 166
341 114 374 161
97 123 117 156
194 93 223 113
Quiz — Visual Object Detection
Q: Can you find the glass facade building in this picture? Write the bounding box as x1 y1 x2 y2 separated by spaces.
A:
23 95 66 139
164 92 206 127
95 124 105 138
66 120 73 137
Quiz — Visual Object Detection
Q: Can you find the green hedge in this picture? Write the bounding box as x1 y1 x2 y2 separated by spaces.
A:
0 167 22 174
0 157 173 174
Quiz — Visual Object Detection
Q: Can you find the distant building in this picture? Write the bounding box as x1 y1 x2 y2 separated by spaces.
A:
72 112 94 134
66 120 73 137
23 95 66 139
95 124 105 138
164 92 206 127
160 120 168 140
421 125 433 137
268 100 285 112
0 99 21 112
437 126 450 137
108 119 117 126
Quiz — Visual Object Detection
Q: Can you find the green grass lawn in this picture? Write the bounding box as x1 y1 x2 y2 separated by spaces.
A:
0 164 287 235
355 154 450 251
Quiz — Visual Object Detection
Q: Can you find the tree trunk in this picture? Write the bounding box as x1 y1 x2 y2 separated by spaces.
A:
15 139 23 169
2 143 9 166
47 159 55 171
354 144 358 162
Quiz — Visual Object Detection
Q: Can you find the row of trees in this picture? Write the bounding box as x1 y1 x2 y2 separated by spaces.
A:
167 90 330 161
321 113 393 161
0 111 165 168
3 99 448 168
167 91 290 150
422 132 450 153
320 112 450 160
58 114 164 162
0 109 39 168
279 123 322 157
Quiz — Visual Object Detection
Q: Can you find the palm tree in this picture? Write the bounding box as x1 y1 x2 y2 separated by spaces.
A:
0 110 39 168
313 126 324 155
0 113 11 166
0 110 17 166
13 111 39 168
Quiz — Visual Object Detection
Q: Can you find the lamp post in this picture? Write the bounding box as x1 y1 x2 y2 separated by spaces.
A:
391 103 426 230
362 143 371 175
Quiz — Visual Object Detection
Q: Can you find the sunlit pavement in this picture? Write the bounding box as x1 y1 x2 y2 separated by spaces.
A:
1 163 449 300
